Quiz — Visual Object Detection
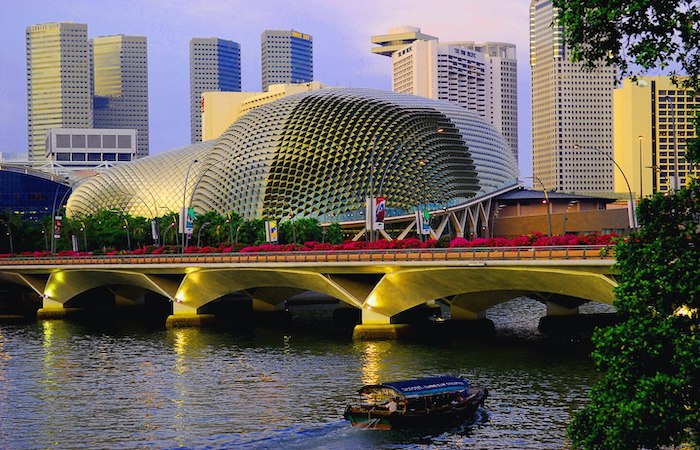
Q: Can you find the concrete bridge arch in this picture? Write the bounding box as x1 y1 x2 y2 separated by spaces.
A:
362 266 617 324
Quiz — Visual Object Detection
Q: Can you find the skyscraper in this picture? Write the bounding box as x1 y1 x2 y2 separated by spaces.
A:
189 38 241 143
93 35 149 157
614 76 700 197
26 22 92 162
530 0 617 193
261 30 313 91
371 27 518 160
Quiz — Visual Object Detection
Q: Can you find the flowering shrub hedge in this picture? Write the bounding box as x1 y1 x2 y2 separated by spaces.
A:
0 233 618 258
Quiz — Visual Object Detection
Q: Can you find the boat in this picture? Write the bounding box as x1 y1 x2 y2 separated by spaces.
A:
343 375 488 430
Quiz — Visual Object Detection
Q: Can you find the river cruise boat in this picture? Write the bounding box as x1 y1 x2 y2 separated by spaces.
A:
343 375 488 430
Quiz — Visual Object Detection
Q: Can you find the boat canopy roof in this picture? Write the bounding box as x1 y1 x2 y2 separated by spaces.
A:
359 376 469 399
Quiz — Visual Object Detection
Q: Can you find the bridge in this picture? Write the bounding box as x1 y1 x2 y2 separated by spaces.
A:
0 246 616 339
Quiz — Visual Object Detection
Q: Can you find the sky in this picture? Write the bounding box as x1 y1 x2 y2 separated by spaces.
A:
0 0 532 178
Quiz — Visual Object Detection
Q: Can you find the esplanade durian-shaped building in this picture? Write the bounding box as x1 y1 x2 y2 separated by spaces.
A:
67 88 518 221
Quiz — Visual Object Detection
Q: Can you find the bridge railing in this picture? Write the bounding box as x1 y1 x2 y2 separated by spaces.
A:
0 245 614 266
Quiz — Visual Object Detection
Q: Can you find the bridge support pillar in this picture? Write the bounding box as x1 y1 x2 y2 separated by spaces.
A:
36 297 78 320
450 305 486 321
165 301 216 328
352 309 411 340
546 301 580 316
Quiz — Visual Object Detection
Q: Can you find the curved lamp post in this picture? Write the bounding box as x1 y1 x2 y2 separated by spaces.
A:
50 175 92 254
181 159 199 251
574 144 637 229
528 176 553 239
0 219 13 255
197 222 211 247
79 221 88 252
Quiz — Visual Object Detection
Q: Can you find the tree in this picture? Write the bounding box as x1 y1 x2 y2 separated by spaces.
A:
568 183 700 449
552 1 700 447
552 0 700 161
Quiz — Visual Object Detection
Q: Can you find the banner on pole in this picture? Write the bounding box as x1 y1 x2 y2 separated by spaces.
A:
151 220 159 240
422 208 431 235
179 207 195 235
53 216 62 239
265 220 278 243
374 196 386 230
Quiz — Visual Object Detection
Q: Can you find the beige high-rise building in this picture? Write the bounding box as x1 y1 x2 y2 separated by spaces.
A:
26 22 92 162
614 77 700 197
372 27 518 160
530 0 617 193
93 35 149 157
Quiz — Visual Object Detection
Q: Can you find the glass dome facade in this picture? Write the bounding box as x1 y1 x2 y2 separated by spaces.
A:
68 88 518 220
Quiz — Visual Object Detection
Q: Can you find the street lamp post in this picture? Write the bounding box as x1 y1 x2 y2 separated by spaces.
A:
197 222 211 247
638 135 644 198
0 220 13 255
40 224 48 251
123 218 131 251
181 159 199 251
529 176 553 239
575 144 637 229
79 221 88 252
562 200 578 235
225 213 234 245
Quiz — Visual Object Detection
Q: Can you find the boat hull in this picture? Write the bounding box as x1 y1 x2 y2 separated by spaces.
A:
344 387 487 430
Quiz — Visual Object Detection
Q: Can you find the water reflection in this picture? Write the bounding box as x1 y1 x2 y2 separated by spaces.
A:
0 298 604 449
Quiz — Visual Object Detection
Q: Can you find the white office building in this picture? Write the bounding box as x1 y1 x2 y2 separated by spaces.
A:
372 27 518 160
46 128 137 167
530 0 617 193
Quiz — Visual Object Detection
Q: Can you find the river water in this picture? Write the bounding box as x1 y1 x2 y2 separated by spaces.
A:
0 298 610 449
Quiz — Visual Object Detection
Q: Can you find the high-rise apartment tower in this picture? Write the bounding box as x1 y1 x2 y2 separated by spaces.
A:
189 38 241 143
372 27 518 160
261 30 313 92
530 0 617 193
26 22 92 162
93 35 149 156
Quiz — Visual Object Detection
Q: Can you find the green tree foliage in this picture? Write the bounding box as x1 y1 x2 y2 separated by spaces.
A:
552 1 700 447
552 0 700 161
569 183 700 449
323 223 344 244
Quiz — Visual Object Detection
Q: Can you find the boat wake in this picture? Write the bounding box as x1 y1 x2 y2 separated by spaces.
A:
200 408 490 450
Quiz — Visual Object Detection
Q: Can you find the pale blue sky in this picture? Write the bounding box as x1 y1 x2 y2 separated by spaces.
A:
0 0 532 177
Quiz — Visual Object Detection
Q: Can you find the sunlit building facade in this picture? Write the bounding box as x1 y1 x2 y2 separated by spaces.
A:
67 89 518 221
614 76 700 197
93 35 149 157
190 38 241 143
530 0 617 193
26 23 92 162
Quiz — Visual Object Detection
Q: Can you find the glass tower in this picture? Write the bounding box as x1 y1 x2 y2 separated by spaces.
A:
261 30 313 92
93 35 149 157
189 38 242 143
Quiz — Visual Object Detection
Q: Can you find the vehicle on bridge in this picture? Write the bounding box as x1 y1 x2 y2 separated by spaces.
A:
344 375 487 429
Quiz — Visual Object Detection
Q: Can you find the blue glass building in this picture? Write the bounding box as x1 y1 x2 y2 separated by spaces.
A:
261 30 313 91
189 38 242 143
0 166 70 220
